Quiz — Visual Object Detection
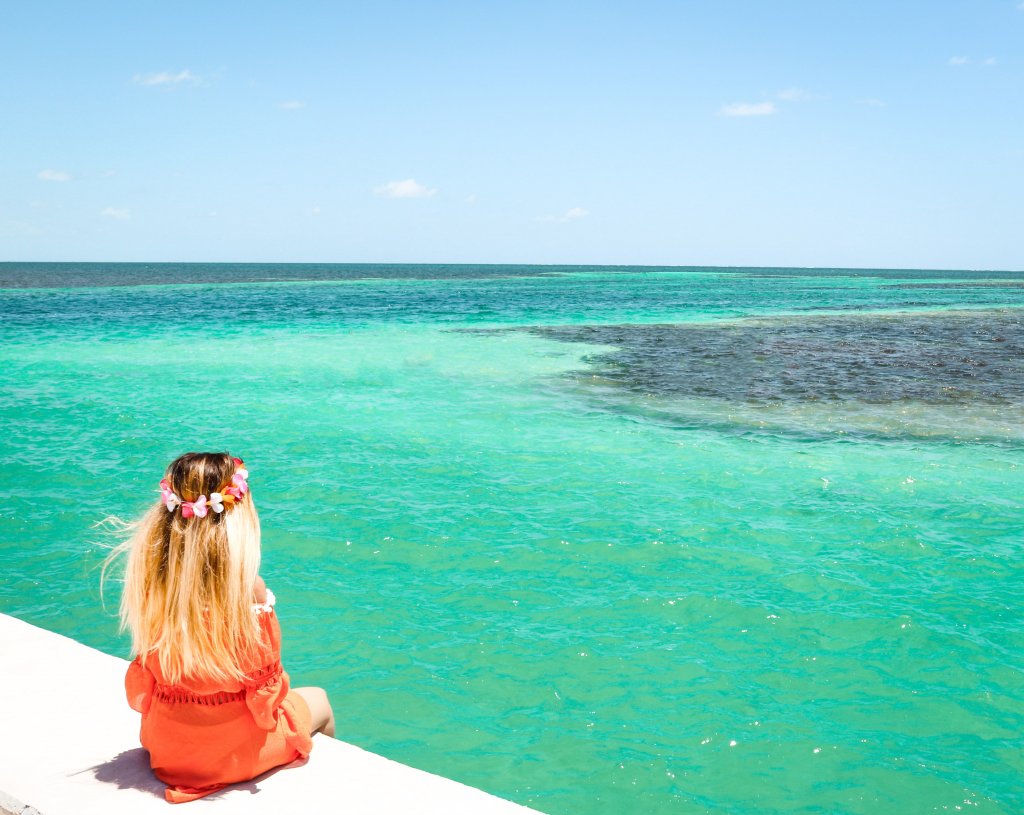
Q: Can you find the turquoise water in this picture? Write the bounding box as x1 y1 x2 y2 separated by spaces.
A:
1 264 1022 814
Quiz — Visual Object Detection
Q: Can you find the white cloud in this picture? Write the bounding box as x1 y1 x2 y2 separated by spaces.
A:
948 56 997 67
720 101 777 117
100 207 131 220
374 179 437 198
38 169 72 182
776 88 812 102
280 100 305 109
540 207 590 223
133 70 200 87
857 98 886 107
0 219 43 237
465 194 478 205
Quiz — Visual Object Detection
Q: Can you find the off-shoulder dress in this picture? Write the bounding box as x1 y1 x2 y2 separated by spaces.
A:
124 590 313 803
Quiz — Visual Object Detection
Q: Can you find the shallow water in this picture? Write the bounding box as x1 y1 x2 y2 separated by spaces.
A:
1 264 1022 814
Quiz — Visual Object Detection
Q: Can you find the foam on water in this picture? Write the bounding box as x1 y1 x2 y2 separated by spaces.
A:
1 265 1022 814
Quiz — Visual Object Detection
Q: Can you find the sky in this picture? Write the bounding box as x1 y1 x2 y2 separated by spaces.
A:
2 1 1022 269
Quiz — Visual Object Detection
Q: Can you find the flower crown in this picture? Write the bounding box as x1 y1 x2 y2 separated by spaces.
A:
159 458 249 519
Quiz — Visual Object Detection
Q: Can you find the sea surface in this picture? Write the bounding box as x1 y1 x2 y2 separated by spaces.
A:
1 263 1022 814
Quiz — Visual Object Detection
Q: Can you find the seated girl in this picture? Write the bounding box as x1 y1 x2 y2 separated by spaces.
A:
114 451 334 803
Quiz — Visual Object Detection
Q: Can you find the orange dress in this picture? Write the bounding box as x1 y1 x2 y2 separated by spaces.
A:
124 591 313 803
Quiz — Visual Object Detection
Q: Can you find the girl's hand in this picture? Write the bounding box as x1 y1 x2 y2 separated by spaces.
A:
254 575 267 604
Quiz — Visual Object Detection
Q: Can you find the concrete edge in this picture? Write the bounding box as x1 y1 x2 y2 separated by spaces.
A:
1 613 546 814
0 789 44 815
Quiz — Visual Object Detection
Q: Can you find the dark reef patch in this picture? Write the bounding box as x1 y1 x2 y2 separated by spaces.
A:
523 310 1024 407
887 282 1024 290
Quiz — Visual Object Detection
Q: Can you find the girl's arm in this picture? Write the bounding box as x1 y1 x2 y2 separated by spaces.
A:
254 574 267 604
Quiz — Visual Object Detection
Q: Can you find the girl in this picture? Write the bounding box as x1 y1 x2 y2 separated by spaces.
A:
113 451 334 803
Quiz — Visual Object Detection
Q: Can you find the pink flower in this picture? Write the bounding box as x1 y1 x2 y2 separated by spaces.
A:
159 479 181 512
181 495 208 519
231 469 249 496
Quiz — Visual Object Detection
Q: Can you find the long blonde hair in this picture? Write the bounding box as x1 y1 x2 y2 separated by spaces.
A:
109 452 264 684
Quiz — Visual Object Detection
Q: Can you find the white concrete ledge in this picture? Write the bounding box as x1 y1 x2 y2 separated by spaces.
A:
0 789 42 815
0 614 544 815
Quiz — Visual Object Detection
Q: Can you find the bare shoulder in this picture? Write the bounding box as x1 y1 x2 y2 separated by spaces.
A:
254 574 267 604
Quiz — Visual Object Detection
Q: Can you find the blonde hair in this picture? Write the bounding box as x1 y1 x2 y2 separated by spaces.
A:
108 452 264 684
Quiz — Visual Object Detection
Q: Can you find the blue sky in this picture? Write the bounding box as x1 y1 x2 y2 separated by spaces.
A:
2 1 1022 268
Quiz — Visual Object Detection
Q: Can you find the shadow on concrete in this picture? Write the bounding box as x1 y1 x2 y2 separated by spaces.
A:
80 749 164 799
82 748 309 801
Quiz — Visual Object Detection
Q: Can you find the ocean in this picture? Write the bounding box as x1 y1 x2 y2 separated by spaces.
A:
1 263 1021 814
